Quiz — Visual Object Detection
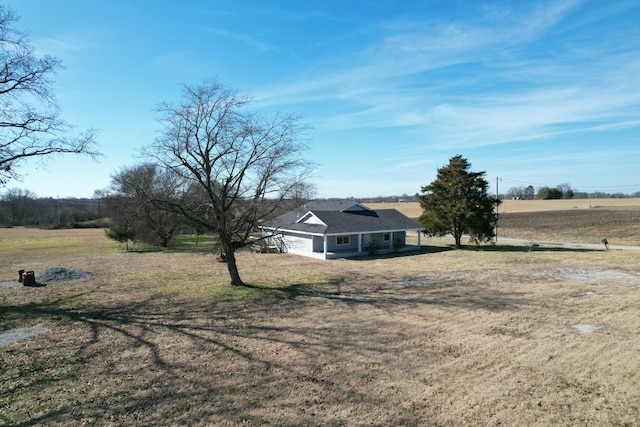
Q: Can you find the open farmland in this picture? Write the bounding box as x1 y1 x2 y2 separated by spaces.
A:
370 198 640 246
498 207 640 246
1 227 640 426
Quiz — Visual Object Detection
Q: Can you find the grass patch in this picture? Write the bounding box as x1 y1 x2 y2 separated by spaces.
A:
169 234 218 251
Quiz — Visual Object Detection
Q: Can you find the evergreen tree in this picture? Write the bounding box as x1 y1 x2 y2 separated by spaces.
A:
418 155 499 248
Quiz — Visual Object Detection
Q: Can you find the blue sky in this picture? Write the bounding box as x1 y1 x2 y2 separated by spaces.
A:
5 0 640 198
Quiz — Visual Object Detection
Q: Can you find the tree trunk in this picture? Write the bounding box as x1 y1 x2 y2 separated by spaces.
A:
452 222 463 248
453 230 463 248
221 238 244 286
225 250 244 286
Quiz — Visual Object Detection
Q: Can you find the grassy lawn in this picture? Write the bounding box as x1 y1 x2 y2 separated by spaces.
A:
169 233 219 252
1 210 640 425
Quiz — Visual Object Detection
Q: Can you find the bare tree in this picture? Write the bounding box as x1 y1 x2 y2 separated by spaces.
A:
0 187 35 225
556 183 574 199
103 197 136 251
107 164 185 248
146 81 313 286
0 6 99 186
506 186 525 200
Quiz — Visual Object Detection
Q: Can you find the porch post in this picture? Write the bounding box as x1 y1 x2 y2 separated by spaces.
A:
323 235 328 258
389 232 393 249
358 233 362 253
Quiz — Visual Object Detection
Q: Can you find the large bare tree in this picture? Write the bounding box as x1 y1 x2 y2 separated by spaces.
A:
147 81 313 285
0 6 98 185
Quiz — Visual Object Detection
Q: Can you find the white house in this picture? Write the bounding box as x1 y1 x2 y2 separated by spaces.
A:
260 201 424 259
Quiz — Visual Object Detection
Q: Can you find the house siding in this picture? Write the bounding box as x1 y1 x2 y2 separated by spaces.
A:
327 234 359 252
312 236 324 252
363 231 407 249
279 231 312 254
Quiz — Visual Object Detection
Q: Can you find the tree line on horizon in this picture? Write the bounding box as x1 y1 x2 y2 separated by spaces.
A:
504 184 639 200
1 184 638 229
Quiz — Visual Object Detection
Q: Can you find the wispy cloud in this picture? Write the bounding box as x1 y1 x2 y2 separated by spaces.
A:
258 0 583 98
256 0 640 153
198 26 275 52
34 34 92 57
424 78 640 148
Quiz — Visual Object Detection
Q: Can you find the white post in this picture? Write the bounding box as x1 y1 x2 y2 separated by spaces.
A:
417 230 421 248
323 235 328 258
358 233 362 253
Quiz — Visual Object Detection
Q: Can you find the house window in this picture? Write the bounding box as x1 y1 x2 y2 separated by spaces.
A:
383 232 391 242
336 235 350 245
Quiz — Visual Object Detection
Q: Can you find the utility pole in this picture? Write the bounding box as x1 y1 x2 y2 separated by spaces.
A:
495 177 499 243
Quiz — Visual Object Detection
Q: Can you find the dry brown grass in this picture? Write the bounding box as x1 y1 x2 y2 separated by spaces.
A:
1 228 640 426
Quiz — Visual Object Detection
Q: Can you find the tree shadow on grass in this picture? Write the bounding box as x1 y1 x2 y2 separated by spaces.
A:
239 272 530 312
238 277 345 300
0 294 266 426
0 268 533 426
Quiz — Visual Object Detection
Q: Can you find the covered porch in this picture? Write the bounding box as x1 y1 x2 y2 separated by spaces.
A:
311 230 423 259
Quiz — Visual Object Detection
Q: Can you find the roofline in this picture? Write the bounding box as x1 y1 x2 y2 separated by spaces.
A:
340 202 373 212
294 210 327 226
260 225 423 237
320 228 424 236
260 225 325 237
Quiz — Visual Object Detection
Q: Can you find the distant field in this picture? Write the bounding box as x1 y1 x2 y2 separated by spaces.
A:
498 208 640 246
498 197 640 213
369 198 640 246
366 198 640 217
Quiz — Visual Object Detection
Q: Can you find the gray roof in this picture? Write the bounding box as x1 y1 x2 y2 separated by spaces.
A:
262 201 423 235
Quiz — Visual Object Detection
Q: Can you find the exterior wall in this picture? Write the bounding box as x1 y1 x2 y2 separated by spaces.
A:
261 229 312 254
279 231 313 254
362 231 407 251
312 236 324 252
394 231 407 245
326 234 359 252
